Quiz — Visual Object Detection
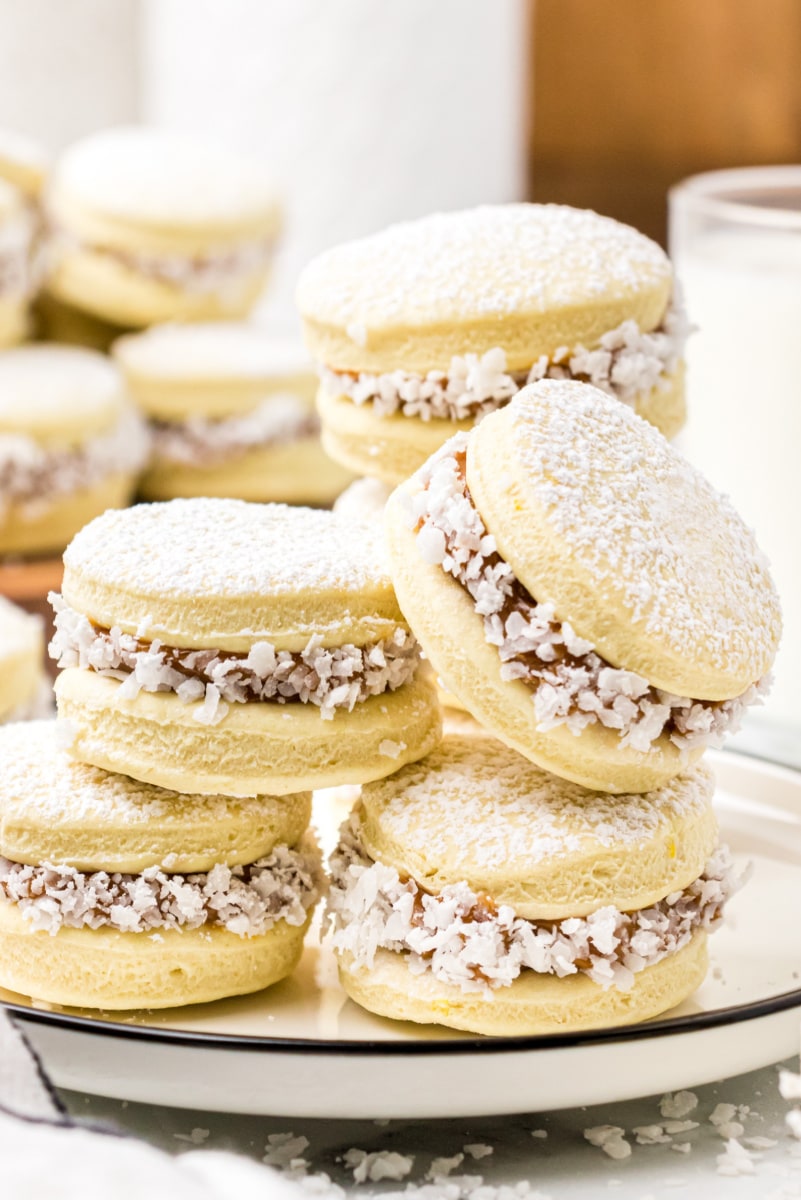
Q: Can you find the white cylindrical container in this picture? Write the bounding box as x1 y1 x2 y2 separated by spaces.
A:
141 0 527 330
670 167 801 747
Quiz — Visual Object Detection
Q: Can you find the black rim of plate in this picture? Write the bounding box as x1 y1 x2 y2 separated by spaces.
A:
4 985 801 1055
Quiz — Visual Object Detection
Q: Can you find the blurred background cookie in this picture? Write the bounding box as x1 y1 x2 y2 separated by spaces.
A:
114 321 354 505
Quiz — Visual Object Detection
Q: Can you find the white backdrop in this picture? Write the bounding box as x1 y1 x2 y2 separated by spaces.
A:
140 0 527 330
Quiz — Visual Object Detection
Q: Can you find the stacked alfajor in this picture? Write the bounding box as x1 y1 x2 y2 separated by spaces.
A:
329 736 738 1036
0 345 148 556
45 126 281 328
0 597 48 722
50 498 441 797
113 322 354 504
0 722 321 1009
297 204 690 485
385 380 780 794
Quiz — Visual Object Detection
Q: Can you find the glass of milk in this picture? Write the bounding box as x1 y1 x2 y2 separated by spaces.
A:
670 167 801 762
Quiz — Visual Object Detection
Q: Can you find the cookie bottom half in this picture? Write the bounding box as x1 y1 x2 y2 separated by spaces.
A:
140 435 355 506
337 933 708 1037
0 898 309 1010
55 667 442 797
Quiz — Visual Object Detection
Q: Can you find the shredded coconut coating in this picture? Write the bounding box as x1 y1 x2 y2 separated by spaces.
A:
51 228 276 295
151 394 318 467
411 440 769 752
0 839 322 937
328 818 740 994
321 296 688 422
49 594 421 725
0 407 149 511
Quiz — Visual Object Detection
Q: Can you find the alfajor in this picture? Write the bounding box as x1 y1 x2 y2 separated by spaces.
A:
0 345 148 556
113 322 354 504
0 722 321 1009
297 204 690 485
385 380 780 794
329 736 739 1036
45 126 281 327
0 597 48 722
0 178 41 347
50 498 441 796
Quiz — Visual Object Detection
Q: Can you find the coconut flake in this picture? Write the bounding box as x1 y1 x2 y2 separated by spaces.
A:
150 394 318 467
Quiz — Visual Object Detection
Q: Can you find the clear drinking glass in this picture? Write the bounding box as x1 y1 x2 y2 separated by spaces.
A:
669 167 801 761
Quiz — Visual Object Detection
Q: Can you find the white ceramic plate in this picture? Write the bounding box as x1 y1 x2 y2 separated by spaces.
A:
5 750 801 1118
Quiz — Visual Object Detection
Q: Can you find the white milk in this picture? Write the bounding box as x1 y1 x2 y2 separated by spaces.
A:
674 228 801 727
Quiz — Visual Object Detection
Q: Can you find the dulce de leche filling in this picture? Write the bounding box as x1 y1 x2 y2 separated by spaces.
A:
328 816 739 993
150 395 320 468
411 441 768 753
49 592 420 726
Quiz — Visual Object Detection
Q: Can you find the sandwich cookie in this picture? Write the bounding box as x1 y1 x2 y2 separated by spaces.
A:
45 126 281 327
385 380 780 793
0 598 48 722
0 131 49 347
329 736 739 1036
51 498 441 796
0 345 148 556
0 128 49 200
0 722 321 1009
113 322 354 504
297 204 690 485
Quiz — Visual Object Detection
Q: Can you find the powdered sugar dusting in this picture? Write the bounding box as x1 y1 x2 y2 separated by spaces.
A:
0 720 303 836
0 836 321 936
508 381 781 676
328 817 736 994
63 499 394 604
355 738 714 873
297 204 670 332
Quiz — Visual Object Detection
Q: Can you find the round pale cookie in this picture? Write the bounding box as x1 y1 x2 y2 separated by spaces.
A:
467 380 780 699
113 324 317 421
46 126 281 327
55 499 442 794
0 721 311 872
0 345 147 556
0 599 44 722
297 204 674 374
338 933 708 1037
385 381 780 792
356 737 718 920
0 898 310 1010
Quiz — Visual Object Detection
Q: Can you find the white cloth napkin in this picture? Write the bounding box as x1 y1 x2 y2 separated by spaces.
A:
0 1007 305 1196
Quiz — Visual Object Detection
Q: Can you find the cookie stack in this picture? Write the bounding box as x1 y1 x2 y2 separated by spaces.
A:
298 204 780 1036
0 497 442 1011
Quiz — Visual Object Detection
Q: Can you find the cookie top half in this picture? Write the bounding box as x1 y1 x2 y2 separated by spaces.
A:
356 736 718 919
0 722 311 873
297 204 673 374
466 380 781 698
49 126 281 251
113 324 316 420
0 345 128 446
61 499 406 651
